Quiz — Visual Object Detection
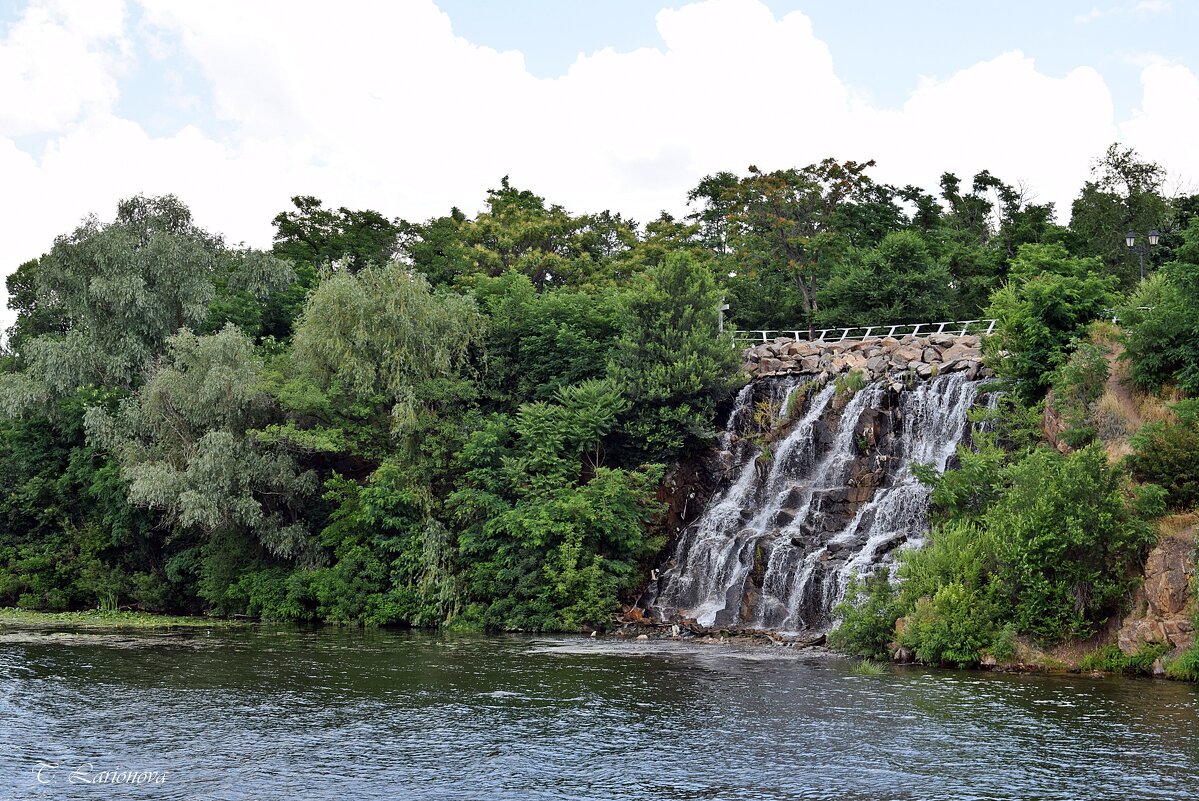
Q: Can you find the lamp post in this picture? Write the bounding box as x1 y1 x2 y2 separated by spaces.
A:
1125 229 1160 281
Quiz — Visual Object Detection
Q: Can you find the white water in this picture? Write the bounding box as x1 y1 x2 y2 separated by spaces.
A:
649 373 981 632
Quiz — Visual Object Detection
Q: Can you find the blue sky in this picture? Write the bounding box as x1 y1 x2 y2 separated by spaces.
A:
1 0 1197 329
437 0 1195 113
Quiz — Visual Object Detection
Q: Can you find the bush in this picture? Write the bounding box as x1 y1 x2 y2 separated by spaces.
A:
829 571 901 661
984 243 1116 402
1127 418 1199 511
990 445 1160 643
1050 341 1109 447
899 582 995 667
1121 223 1199 395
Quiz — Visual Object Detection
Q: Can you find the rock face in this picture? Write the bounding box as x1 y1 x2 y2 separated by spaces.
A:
742 334 990 384
1118 526 1196 655
643 370 984 632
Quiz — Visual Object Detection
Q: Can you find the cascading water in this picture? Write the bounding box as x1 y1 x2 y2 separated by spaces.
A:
646 372 982 633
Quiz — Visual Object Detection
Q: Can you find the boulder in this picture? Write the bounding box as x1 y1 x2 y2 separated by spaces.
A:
760 357 784 374
941 343 982 363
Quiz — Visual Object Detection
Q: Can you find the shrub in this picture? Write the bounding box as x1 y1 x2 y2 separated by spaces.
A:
829 571 901 661
989 623 1018 663
990 445 1161 643
899 582 994 667
1127 418 1199 511
1050 341 1109 447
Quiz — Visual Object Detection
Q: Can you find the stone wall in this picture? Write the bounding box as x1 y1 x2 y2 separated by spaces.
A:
743 333 991 385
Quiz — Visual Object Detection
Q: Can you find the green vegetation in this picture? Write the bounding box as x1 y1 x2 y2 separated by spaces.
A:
3 145 1198 650
0 607 245 630
833 146 1199 672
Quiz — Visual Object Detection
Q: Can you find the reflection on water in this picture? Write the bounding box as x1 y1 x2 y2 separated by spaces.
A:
1 628 1198 800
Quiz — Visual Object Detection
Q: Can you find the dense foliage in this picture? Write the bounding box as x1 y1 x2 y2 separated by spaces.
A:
3 146 1197 645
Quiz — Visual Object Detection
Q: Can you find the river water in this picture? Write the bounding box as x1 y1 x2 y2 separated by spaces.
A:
1 628 1197 800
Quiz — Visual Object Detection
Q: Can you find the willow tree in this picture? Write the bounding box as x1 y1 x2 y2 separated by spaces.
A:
85 326 319 565
0 195 293 415
291 261 486 432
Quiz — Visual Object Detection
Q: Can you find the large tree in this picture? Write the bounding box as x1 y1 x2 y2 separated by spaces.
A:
607 251 740 464
712 159 901 334
1069 144 1170 287
818 230 954 327
1 195 292 415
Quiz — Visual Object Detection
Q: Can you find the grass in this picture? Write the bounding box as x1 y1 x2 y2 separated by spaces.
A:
835 369 867 395
0 608 247 631
850 659 888 676
1079 643 1169 676
1092 390 1131 442
1136 388 1182 427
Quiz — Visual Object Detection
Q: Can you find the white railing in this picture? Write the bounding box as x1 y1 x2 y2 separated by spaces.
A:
733 319 997 346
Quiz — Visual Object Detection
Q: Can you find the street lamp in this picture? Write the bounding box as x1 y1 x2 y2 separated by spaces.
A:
1126 229 1161 281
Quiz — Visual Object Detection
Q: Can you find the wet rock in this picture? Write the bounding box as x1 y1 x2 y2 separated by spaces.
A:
772 508 797 527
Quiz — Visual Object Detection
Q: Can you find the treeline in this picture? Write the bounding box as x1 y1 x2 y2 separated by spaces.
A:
1 145 1196 636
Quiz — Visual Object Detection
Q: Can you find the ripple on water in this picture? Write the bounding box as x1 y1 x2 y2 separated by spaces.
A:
0 631 1197 800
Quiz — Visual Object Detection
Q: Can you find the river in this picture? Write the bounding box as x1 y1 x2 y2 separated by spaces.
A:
1 628 1197 800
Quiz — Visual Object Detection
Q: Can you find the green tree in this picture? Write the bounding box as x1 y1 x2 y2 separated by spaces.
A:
818 230 953 326
272 195 403 273
451 380 664 630
720 159 895 333
404 178 637 291
291 261 485 430
474 272 625 406
85 326 320 564
607 252 740 464
984 244 1116 401
1121 218 1199 394
1068 144 1170 287
1 195 292 414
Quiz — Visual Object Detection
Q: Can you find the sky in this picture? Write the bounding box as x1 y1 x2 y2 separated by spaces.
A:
2 0 1198 332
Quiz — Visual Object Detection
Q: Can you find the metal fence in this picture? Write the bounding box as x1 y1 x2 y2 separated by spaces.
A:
733 319 998 346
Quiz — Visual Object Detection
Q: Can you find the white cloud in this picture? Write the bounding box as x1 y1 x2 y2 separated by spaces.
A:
1 0 1197 332
1121 61 1199 191
0 0 127 136
1132 0 1172 13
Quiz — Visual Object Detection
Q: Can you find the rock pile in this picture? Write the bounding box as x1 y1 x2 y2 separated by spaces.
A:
743 333 991 384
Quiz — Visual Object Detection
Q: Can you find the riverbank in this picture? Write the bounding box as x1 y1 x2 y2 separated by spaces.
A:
0 607 248 631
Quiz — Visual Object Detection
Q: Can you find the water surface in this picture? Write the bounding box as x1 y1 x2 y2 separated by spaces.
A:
1 628 1197 800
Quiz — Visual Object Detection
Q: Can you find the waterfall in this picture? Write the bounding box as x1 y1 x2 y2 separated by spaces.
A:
648 373 982 633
